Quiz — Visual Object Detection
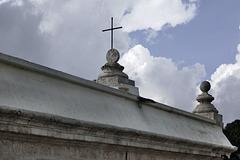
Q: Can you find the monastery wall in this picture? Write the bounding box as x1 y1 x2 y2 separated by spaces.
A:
0 52 236 159
0 106 227 160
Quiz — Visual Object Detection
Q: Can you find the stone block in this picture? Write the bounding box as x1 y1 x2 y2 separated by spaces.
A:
39 144 52 156
0 156 17 160
60 146 70 157
0 139 11 154
52 146 61 157
47 130 61 138
195 112 223 127
5 125 30 134
31 128 48 136
61 132 74 139
101 149 125 160
78 147 98 159
22 143 38 156
128 152 137 160
69 146 78 158
12 141 22 155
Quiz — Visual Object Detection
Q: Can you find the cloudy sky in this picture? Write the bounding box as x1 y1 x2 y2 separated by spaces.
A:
0 0 239 125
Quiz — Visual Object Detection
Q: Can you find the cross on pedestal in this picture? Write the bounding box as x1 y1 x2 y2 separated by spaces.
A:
102 17 122 50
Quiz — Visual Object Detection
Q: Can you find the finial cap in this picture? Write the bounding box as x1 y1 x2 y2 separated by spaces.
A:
200 81 211 93
106 49 120 64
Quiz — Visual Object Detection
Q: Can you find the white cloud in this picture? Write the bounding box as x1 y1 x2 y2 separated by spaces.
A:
121 0 197 33
0 0 23 6
34 0 131 79
0 0 130 79
0 0 199 80
238 43 240 53
0 0 205 115
145 29 158 43
12 0 22 6
120 44 206 111
0 0 10 5
210 44 240 124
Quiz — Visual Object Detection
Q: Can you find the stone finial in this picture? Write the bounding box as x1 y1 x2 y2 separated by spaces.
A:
98 17 138 95
193 81 223 127
98 49 128 79
194 81 218 113
106 49 120 64
96 49 139 95
200 80 211 93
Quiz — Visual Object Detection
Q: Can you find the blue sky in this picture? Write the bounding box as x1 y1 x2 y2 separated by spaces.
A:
0 0 239 124
129 0 240 80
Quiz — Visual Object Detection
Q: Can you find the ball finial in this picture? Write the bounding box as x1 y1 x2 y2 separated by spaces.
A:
200 81 211 92
106 49 120 64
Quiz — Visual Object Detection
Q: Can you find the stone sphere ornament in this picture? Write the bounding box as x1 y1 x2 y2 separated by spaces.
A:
106 49 120 64
200 81 211 93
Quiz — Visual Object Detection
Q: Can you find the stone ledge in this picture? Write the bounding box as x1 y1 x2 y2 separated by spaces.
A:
0 106 236 158
0 132 227 160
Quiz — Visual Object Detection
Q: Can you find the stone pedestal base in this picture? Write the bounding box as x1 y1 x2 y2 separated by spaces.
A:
96 76 139 95
194 112 223 127
96 49 139 95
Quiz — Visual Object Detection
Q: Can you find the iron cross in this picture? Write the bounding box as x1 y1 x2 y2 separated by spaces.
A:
102 17 122 50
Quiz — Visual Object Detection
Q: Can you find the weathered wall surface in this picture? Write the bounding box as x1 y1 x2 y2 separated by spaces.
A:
0 137 224 160
0 52 236 159
0 107 226 160
0 53 233 147
0 106 234 160
0 136 125 160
